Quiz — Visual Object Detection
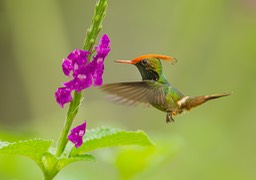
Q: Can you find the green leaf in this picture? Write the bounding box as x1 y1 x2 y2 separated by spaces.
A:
70 127 154 156
0 139 52 169
0 138 52 160
0 141 9 148
41 152 95 179
58 154 95 167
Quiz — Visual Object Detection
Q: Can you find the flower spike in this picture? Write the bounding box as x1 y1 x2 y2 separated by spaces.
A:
55 34 111 107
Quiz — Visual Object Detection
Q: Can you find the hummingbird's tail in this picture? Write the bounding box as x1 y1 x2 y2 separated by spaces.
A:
181 92 231 110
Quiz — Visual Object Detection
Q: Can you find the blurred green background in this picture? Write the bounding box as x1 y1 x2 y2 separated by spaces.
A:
0 0 256 179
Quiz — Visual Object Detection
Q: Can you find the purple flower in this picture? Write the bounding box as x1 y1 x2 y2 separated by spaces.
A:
96 34 111 56
92 34 111 86
55 87 72 108
62 59 73 77
55 34 111 107
62 49 91 77
68 121 86 148
67 49 90 66
93 63 104 86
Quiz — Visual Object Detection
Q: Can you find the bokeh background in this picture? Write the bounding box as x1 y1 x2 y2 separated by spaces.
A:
1 0 256 179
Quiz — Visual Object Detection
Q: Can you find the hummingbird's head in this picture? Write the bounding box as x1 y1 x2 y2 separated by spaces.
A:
115 54 176 82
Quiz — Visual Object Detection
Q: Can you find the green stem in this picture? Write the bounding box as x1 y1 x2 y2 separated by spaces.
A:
84 0 108 59
55 92 82 157
55 0 108 158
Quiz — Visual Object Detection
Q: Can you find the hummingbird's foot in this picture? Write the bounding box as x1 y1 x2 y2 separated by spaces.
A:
166 112 175 123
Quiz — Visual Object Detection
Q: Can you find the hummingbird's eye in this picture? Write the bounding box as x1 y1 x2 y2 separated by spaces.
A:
141 59 147 66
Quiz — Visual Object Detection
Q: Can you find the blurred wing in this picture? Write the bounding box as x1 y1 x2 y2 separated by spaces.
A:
100 81 166 106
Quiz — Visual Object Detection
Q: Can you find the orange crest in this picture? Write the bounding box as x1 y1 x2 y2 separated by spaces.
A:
116 54 176 64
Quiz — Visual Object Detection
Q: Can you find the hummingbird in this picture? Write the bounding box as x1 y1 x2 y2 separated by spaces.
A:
101 54 230 123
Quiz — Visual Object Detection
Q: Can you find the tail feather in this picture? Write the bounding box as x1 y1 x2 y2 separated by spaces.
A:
183 92 231 110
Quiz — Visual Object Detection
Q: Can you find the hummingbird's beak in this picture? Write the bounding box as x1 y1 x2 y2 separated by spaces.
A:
115 60 134 64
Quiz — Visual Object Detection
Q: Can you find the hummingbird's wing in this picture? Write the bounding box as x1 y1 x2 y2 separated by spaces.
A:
100 80 166 106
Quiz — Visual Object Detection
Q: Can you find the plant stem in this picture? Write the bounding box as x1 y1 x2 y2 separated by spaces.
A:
55 0 108 157
56 92 82 157
84 0 108 59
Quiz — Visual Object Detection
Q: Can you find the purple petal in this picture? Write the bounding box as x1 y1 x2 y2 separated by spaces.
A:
93 76 103 86
67 49 90 65
91 34 110 86
68 135 83 148
68 121 86 148
62 79 74 89
76 62 96 76
55 87 72 108
93 63 104 86
99 34 111 49
72 74 93 93
95 34 111 56
62 59 73 76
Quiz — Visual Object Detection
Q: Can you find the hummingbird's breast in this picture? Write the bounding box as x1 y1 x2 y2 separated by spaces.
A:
151 85 185 114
